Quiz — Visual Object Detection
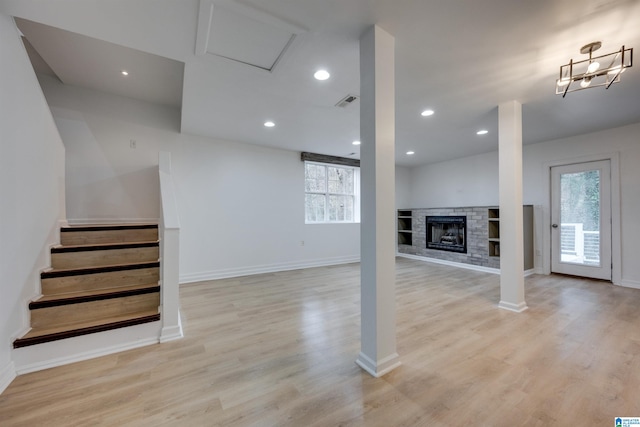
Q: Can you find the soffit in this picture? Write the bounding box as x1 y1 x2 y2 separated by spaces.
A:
16 18 185 109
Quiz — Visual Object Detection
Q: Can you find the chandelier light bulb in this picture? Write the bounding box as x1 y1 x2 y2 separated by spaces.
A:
580 77 592 88
557 77 570 87
587 61 600 73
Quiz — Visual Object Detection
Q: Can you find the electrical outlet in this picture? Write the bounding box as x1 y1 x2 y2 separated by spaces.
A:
130 139 136 149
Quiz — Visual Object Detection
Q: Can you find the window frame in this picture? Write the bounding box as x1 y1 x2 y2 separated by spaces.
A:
304 161 360 224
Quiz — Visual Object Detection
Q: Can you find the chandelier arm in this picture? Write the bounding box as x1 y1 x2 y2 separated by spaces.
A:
605 51 621 70
605 72 620 89
622 46 632 69
604 46 625 90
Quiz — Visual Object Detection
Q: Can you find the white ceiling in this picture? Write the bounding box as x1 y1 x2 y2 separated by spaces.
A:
5 0 640 167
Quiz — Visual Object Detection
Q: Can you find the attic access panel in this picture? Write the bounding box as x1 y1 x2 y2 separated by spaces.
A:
207 5 295 71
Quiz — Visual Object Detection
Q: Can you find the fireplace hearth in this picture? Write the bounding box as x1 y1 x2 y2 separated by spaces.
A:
426 216 467 253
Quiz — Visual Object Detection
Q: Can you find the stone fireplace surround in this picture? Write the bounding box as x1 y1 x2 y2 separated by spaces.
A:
398 206 501 269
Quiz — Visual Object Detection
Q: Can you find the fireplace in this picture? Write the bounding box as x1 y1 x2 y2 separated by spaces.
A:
426 216 467 253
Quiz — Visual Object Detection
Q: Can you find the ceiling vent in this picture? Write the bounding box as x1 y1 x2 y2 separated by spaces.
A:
335 94 359 108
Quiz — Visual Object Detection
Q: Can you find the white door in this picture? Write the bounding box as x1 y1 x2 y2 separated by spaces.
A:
551 160 611 280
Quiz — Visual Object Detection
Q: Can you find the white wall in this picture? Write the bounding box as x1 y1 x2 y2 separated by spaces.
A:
408 122 640 286
395 166 412 209
410 151 499 208
174 136 361 281
38 76 360 282
523 124 640 287
0 14 65 393
40 73 180 223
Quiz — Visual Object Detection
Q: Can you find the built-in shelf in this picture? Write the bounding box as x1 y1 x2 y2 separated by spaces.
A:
487 206 534 270
397 210 413 246
489 240 501 257
488 208 500 257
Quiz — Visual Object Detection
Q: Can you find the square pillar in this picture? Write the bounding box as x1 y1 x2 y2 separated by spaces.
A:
498 101 528 312
356 25 401 377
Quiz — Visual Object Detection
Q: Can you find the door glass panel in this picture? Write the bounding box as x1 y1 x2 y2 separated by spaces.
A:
560 170 600 266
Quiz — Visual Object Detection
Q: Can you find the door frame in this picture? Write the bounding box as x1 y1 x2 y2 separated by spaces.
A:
541 152 621 284
550 160 611 279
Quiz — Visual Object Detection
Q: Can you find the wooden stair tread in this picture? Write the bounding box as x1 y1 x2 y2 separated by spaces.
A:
21 310 160 338
42 261 160 278
61 224 158 232
51 240 159 253
14 311 160 348
33 283 160 307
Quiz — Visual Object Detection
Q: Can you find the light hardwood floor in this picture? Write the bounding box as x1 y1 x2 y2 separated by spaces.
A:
2 257 640 426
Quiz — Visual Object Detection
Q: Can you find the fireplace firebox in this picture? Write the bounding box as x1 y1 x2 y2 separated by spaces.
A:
426 216 467 253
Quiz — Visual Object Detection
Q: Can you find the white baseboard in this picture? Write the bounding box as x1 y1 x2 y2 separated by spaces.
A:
180 255 360 283
397 253 539 277
397 253 500 275
13 321 161 375
66 218 159 225
0 361 16 395
617 279 640 289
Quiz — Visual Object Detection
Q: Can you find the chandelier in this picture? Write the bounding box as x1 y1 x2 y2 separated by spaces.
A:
556 41 633 97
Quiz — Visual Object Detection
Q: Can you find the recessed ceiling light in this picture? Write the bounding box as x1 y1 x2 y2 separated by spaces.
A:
406 151 415 155
314 69 330 81
352 140 361 146
477 130 488 135
121 70 129 76
264 121 275 128
421 109 434 117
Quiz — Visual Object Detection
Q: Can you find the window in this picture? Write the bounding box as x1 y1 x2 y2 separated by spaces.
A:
305 161 360 223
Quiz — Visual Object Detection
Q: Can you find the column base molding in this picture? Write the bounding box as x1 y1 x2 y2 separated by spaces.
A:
356 351 401 378
498 300 529 313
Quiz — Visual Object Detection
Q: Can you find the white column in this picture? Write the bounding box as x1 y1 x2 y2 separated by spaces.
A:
498 101 528 312
158 152 184 342
356 25 401 377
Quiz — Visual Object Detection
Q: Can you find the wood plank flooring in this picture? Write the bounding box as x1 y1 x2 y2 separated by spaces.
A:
2 257 640 426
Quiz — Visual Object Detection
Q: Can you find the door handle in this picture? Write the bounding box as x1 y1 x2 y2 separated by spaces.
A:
552 224 558 228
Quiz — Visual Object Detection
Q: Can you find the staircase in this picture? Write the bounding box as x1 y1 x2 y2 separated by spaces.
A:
13 224 161 348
